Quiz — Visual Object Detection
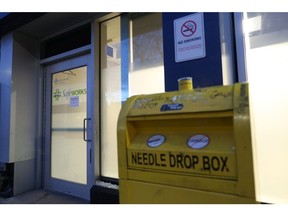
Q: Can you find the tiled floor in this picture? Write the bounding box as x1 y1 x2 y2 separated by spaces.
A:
0 189 89 204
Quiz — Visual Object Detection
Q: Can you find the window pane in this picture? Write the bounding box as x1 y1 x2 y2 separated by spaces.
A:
100 17 121 178
243 12 288 203
42 24 91 59
100 14 164 179
51 67 87 184
129 13 164 96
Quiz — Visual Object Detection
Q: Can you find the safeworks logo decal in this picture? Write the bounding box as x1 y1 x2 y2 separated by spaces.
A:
53 89 62 101
53 88 87 101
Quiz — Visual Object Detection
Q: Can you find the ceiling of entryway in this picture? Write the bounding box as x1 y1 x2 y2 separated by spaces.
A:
17 13 107 39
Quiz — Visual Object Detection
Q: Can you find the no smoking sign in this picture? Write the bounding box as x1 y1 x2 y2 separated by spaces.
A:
181 20 197 37
174 13 206 62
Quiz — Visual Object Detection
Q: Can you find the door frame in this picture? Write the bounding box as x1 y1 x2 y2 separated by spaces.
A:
43 53 94 200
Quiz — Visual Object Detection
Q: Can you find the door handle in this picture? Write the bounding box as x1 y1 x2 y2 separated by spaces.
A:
83 118 91 142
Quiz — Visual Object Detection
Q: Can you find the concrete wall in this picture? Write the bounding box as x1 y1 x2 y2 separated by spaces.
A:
10 32 38 162
0 33 13 163
0 31 39 195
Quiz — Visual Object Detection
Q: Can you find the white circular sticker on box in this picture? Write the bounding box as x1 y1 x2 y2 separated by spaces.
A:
147 135 166 147
187 134 209 149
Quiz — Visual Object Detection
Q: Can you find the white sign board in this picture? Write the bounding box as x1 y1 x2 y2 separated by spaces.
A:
174 13 206 62
70 96 79 107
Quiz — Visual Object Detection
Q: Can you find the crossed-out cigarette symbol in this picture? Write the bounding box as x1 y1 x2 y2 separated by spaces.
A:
181 20 197 37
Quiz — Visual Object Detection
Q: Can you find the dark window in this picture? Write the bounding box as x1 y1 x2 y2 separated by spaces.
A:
106 45 113 57
41 23 91 59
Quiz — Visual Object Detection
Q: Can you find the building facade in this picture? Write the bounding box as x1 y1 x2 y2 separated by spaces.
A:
0 12 288 203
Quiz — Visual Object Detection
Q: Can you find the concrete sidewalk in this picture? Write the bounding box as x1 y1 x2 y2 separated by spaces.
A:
0 189 89 204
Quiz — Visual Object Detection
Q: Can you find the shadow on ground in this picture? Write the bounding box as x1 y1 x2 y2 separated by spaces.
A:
0 189 89 204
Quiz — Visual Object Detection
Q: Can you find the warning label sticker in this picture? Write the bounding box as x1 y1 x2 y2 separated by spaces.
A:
147 135 166 148
187 134 210 149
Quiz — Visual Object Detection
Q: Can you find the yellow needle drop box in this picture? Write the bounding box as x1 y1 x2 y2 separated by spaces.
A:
117 83 257 204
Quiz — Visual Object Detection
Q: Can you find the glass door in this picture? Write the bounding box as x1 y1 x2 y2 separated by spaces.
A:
44 54 93 200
